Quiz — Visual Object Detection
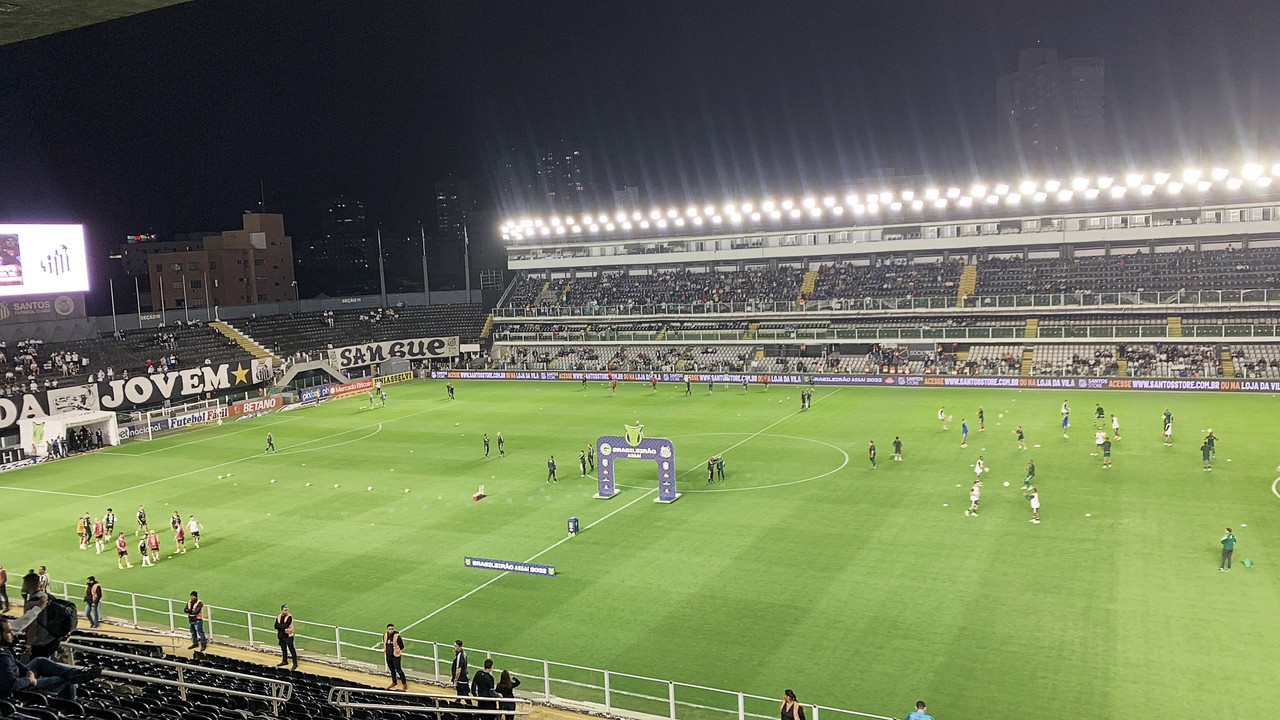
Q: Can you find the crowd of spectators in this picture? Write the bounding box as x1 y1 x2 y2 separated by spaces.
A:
809 259 963 300
1122 343 1219 377
977 247 1280 296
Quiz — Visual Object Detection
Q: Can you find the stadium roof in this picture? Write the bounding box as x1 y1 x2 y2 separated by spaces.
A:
0 0 189 46
501 161 1280 241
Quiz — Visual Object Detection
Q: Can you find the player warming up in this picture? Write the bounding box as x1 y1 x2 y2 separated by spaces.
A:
868 441 876 469
960 419 969 448
1013 425 1026 451
965 480 982 517
546 455 557 483
265 432 276 453
1027 487 1040 523
892 436 903 461
938 407 948 431
1111 414 1121 441
1023 459 1035 489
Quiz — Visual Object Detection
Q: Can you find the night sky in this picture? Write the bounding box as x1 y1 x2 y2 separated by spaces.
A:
1 0 1277 307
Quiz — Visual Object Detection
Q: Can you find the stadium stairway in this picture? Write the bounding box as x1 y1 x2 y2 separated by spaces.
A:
1020 348 1034 375
480 312 494 341
743 322 759 340
956 263 977 306
1117 358 1128 376
1221 349 1235 377
1023 318 1039 338
797 270 818 300
1168 316 1182 337
211 321 275 362
656 324 669 341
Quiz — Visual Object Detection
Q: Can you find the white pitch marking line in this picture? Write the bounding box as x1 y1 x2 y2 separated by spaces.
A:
394 388 842 637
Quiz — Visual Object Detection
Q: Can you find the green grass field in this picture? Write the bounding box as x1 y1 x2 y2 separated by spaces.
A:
2 379 1278 720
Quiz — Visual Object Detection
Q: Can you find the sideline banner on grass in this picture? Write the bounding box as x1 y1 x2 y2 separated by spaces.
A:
464 557 556 577
378 371 415 385
299 378 374 403
329 337 459 370
429 369 1280 394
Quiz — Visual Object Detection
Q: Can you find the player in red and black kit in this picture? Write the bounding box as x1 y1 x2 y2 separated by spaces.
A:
651 375 658 391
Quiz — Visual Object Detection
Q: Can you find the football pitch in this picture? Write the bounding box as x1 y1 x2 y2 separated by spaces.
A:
2 379 1278 720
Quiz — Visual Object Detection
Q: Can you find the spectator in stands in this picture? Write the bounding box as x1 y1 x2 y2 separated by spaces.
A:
0 615 101 700
904 700 935 720
0 563 7 612
274 604 297 669
496 669 522 720
451 639 471 700
473 657 497 712
184 591 207 651
382 623 407 691
780 689 804 720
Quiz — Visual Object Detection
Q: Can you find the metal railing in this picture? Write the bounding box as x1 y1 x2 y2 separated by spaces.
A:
65 642 293 714
50 580 893 720
495 288 1280 318
327 687 533 719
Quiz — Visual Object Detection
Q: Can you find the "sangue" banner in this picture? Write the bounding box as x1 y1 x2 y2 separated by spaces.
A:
329 337 459 370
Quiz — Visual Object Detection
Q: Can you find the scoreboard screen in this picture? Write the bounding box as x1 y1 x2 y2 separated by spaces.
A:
0 224 90 297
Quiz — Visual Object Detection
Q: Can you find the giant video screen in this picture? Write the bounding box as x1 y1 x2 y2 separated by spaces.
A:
0 224 90 297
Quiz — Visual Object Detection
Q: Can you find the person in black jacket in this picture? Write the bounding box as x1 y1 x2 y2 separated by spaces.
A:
473 657 497 713
382 624 406 691
496 669 522 720
451 639 470 701
274 605 297 669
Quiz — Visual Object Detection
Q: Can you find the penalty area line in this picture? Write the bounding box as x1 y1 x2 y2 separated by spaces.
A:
396 487 657 637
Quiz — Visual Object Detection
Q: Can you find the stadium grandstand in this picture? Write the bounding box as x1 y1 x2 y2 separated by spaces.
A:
489 161 1280 382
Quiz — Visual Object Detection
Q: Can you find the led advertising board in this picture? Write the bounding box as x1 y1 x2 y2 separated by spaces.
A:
0 224 90 297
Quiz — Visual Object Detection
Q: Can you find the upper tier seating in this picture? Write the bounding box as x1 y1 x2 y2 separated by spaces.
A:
231 305 486 358
977 248 1280 295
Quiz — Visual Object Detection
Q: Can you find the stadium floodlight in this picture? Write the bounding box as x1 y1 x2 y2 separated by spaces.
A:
781 199 795 210
1071 177 1089 191
1084 188 1100 199
946 187 961 199
605 222 615 231
674 218 685 226
709 216 720 225
1166 182 1182 194
685 206 698 217
649 209 661 220
520 218 534 228
832 205 844 215
866 202 880 213
790 208 802 218
1242 163 1263 180
879 191 893 204
1097 176 1114 189
741 202 754 213
1139 184 1155 196
640 220 651 228
1258 177 1274 188
985 194 1000 204
994 183 1010 195
823 196 836 207
891 201 903 211
597 214 608 223
629 212 639 221
731 213 743 223
656 219 668 228
1125 173 1143 187
1272 163 1280 177
1044 180 1061 193
666 209 678 219
1057 189 1073 202
1227 177 1243 190
1211 167 1228 181
614 212 626 222
589 224 600 233
572 225 582 233
551 216 562 226
1153 172 1171 185
803 197 817 209
1110 186 1126 199
539 226 550 235
724 204 736 215
902 190 916 201
1033 192 1048 203
853 204 865 214
1196 180 1212 192
534 219 545 228
691 216 702 225
502 233 510 240
912 199 925 211
934 198 947 209
1006 193 1021 205
704 205 716 216
1019 180 1037 195
957 196 972 208
770 210 783 220
845 193 859 205
925 187 940 200
751 212 762 221
971 185 987 197
809 207 823 217
622 221 633 229
1182 168 1201 183
762 200 776 212
556 226 566 234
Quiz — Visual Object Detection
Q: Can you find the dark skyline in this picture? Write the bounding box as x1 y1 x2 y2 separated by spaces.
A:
1 0 1278 307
